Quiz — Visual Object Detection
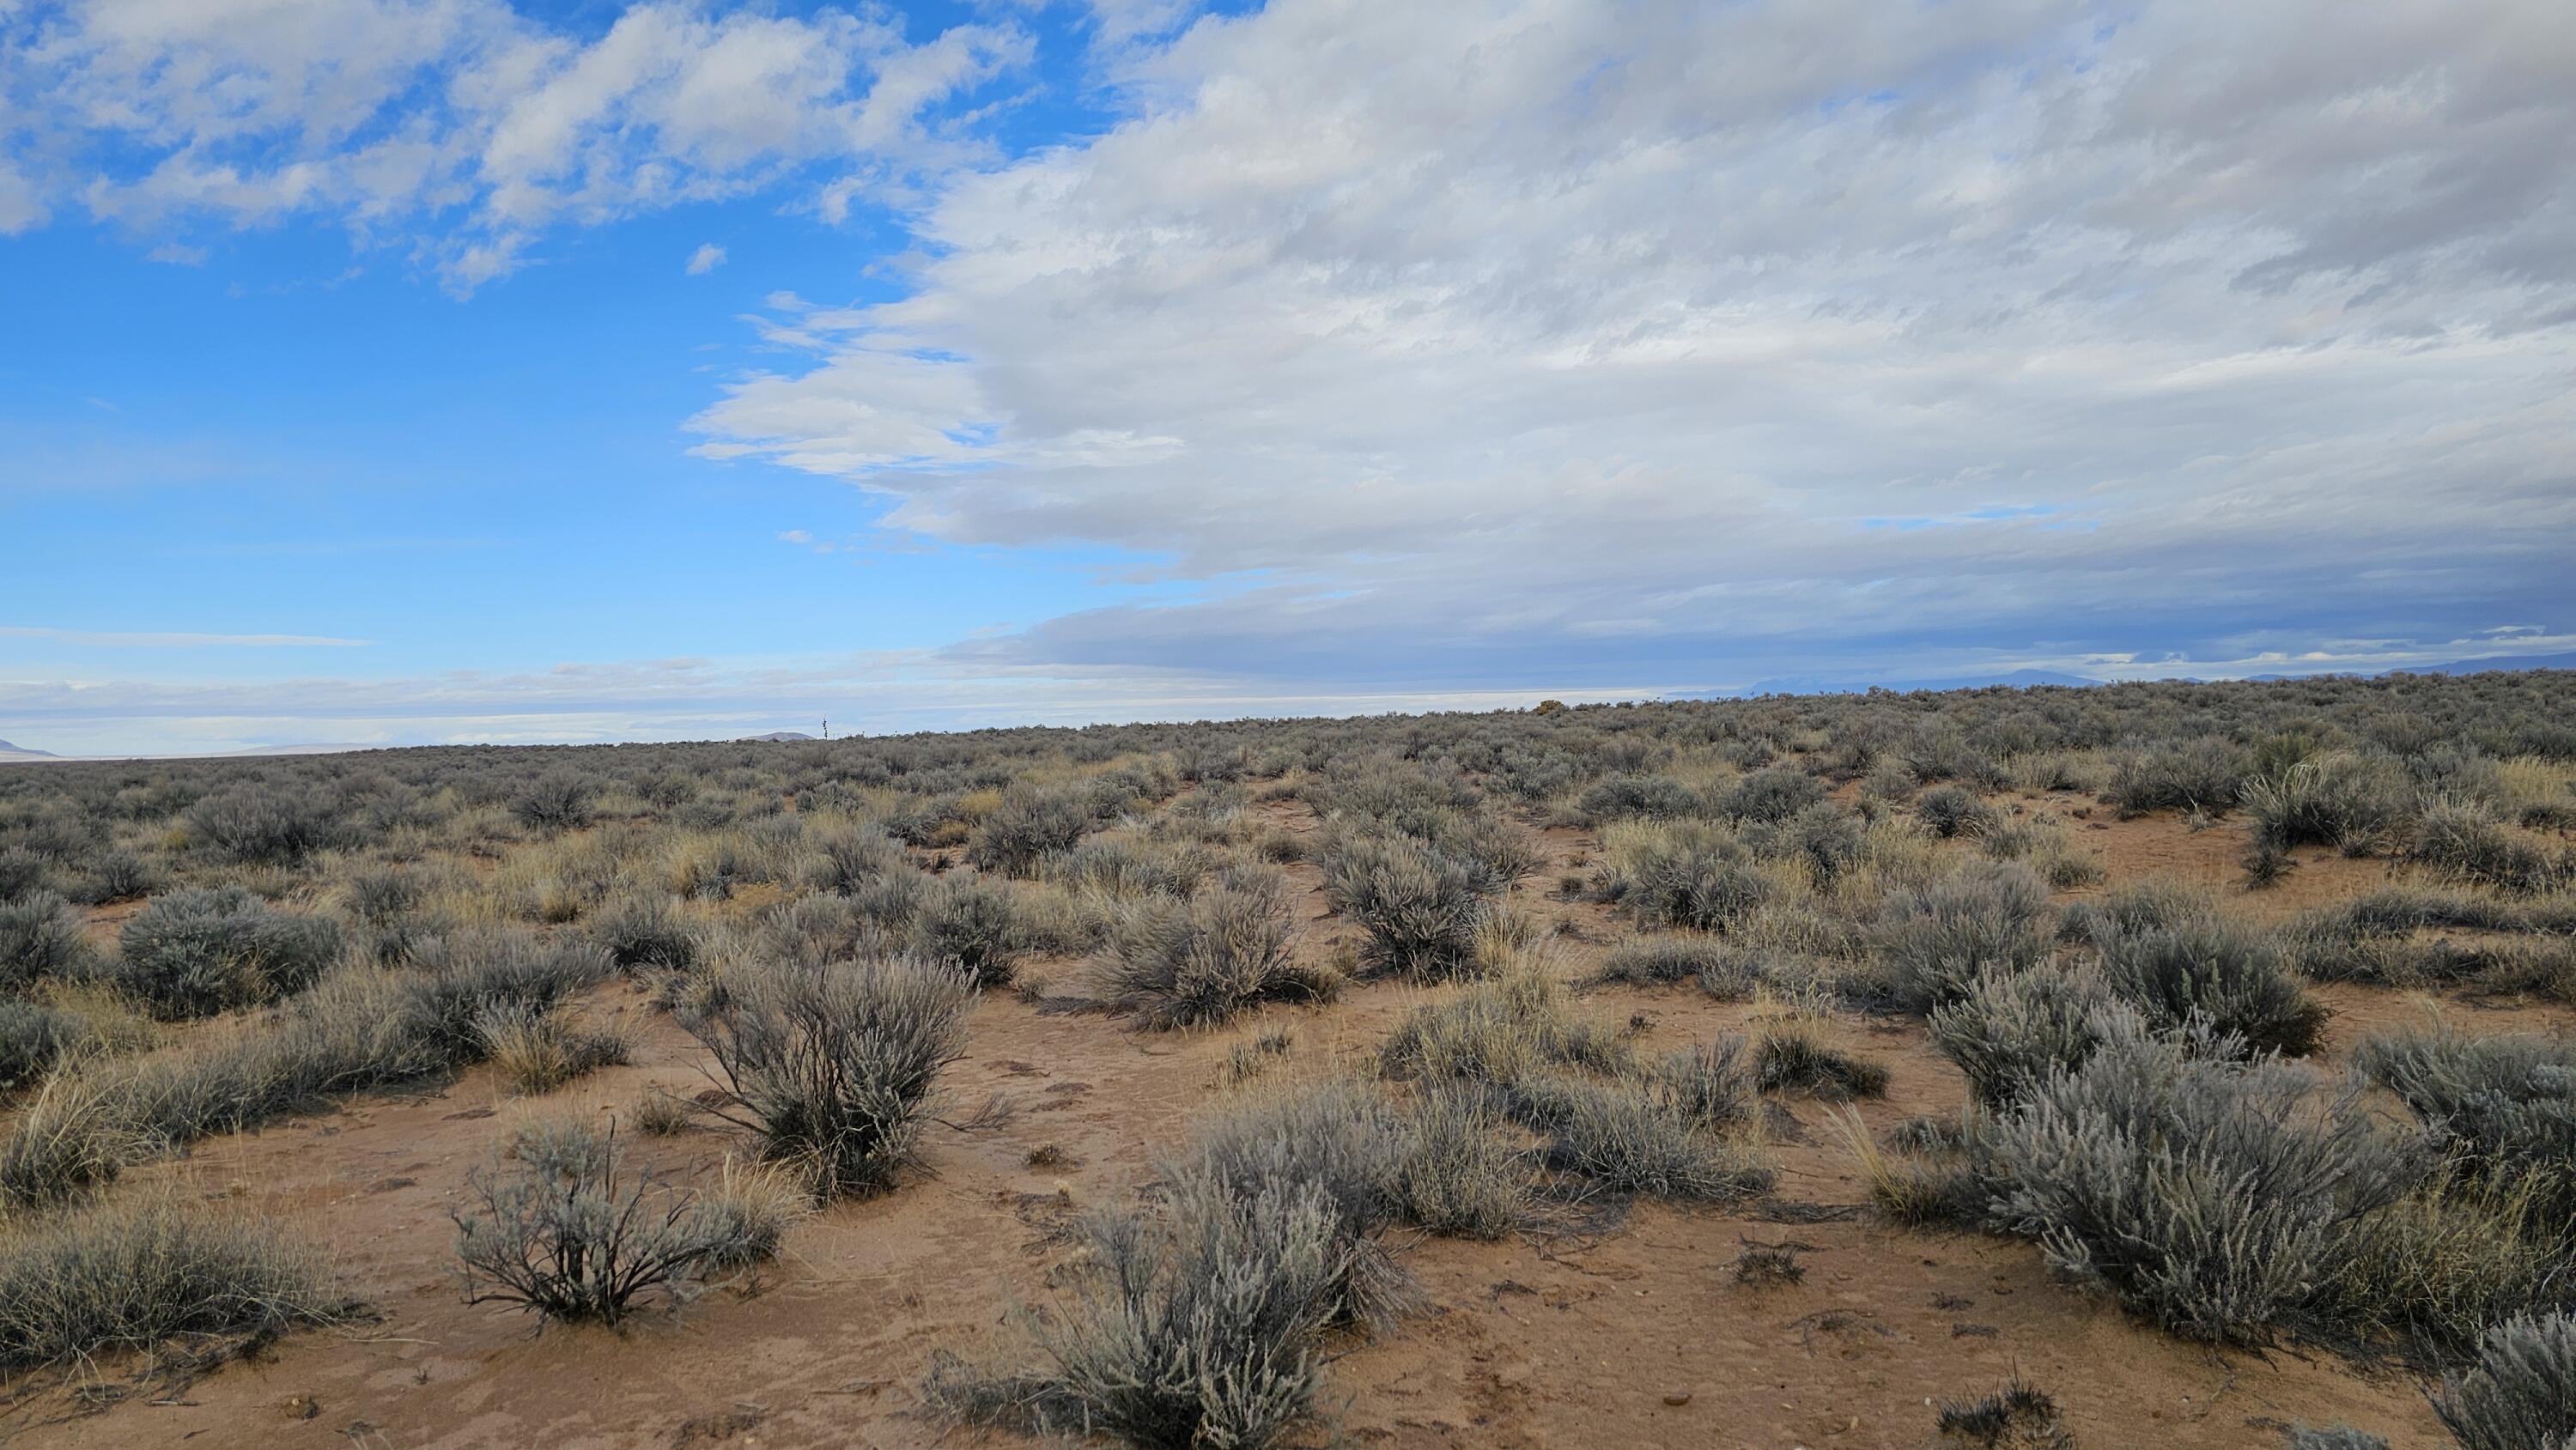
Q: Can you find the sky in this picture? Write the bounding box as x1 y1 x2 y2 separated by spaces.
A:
2 0 2572 755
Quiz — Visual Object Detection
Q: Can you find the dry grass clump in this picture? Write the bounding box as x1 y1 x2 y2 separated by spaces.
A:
0 1189 347 1373
1935 1374 2074 1448
1095 868 1335 1028
453 1119 798 1326
1594 932 1751 996
683 954 969 1199
1381 965 1768 1204
0 930 611 1209
475 1002 635 1094
1750 989 1889 1100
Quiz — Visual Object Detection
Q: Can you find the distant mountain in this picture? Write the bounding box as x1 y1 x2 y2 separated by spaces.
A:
1735 667 2107 697
2391 651 2576 677
743 731 817 742
0 738 58 761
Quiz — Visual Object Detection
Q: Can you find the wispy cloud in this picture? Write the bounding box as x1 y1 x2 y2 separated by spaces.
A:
686 243 727 276
0 626 373 648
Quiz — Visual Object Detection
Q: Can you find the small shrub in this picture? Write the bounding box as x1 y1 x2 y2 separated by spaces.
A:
184 785 339 864
2413 797 2564 895
910 874 1023 986
453 1120 776 1326
1734 1244 1804 1285
1321 833 1492 981
1379 969 1623 1089
1917 786 1997 839
930 1172 1350 1449
2240 753 2406 856
634 1088 696 1136
2111 740 2248 818
2433 1311 2576 1450
1097 871 1333 1028
1607 821 1771 932
2351 1025 2576 1219
586 892 700 975
1394 1086 1530 1239
511 772 595 832
1542 1069 1772 1201
0 1191 345 1372
1753 1021 1890 1100
1874 865 2055 1011
2093 918 2327 1057
966 785 1090 876
799 819 908 894
1718 767 1826 824
112 886 344 1019
2283 1429 2387 1450
1928 966 2118 1107
0 889 87 989
684 955 970 1198
1574 774 1701 824
1595 933 1731 988
401 931 616 1064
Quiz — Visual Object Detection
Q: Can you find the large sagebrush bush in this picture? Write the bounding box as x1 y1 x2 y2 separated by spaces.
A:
112 886 344 1019
2093 917 2328 1057
684 955 969 1198
1971 1017 2424 1343
2352 1025 2576 1221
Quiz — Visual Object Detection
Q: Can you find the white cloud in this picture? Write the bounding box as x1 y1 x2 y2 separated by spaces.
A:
688 0 2576 684
686 241 726 275
3 0 1032 289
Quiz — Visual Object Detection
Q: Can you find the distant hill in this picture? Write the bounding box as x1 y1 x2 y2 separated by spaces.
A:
743 731 817 743
1734 667 2108 696
2392 651 2576 676
0 738 58 761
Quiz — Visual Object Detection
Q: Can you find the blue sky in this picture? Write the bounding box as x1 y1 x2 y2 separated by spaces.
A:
3 0 2571 754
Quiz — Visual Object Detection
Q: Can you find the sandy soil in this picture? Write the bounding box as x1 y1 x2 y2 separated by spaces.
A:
10 801 2566 1450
